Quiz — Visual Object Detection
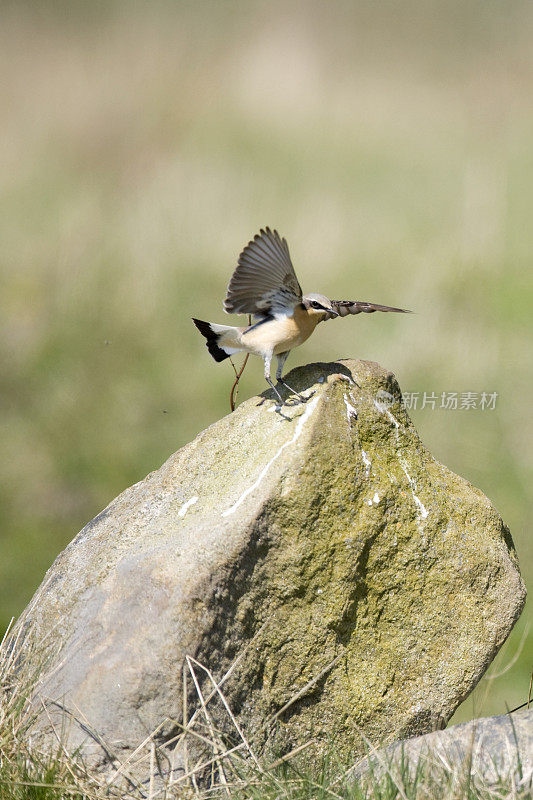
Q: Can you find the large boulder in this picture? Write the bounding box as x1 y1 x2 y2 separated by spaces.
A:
18 359 525 773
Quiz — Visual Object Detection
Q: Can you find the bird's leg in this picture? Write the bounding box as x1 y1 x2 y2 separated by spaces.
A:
264 353 284 404
275 352 306 403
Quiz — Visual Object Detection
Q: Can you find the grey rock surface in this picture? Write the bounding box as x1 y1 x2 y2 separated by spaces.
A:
17 359 525 773
352 709 533 789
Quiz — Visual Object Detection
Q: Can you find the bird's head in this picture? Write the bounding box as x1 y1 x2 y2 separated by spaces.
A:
302 293 339 319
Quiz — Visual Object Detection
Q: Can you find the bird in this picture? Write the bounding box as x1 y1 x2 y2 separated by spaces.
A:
193 227 411 404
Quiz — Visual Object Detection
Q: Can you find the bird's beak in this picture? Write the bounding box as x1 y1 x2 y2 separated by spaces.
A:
329 309 339 317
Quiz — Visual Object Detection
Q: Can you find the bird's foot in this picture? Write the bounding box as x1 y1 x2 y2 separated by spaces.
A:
264 379 285 405
278 381 314 404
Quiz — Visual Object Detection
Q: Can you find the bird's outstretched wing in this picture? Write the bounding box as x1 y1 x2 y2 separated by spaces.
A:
323 300 412 320
224 227 303 316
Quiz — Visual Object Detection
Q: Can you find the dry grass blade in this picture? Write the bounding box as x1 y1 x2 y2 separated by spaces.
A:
0 618 14 651
227 742 319 800
187 655 262 770
185 655 230 793
264 740 316 771
487 624 531 680
0 619 27 683
0 778 93 794
266 655 341 726
180 660 197 794
169 621 271 776
170 742 246 787
148 741 155 800
45 699 147 797
39 698 93 787
339 722 410 800
106 719 169 787
168 717 238 752
173 620 269 748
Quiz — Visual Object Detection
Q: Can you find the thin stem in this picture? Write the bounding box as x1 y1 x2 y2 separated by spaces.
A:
229 314 251 411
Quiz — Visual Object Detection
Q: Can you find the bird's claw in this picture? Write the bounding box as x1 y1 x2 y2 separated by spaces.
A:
259 385 315 409
278 382 315 405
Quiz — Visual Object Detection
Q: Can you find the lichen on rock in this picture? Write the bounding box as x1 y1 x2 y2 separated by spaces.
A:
18 359 526 770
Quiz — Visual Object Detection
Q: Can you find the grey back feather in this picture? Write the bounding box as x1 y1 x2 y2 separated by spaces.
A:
224 228 303 316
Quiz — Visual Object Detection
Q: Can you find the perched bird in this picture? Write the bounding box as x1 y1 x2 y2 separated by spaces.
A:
193 227 410 404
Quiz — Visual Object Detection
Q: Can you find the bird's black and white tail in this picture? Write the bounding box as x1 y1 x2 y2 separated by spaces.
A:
192 318 241 363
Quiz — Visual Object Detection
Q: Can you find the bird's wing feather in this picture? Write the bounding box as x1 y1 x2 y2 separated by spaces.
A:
323 300 412 320
224 227 303 316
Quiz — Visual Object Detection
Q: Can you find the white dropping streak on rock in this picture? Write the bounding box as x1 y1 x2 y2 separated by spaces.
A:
178 496 198 518
373 492 380 504
374 400 428 523
412 493 429 519
361 449 372 477
222 395 320 517
344 393 358 422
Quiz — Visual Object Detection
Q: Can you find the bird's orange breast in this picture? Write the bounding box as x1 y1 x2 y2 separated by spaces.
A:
240 306 320 356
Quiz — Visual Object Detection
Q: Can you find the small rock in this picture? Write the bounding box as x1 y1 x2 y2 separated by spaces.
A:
352 709 533 790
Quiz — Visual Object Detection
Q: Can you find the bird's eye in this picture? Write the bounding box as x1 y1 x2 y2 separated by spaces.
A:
311 301 321 309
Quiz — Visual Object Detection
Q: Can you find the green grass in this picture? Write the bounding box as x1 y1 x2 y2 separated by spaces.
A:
0 627 531 800
1 741 531 800
0 624 91 800
0 0 532 729
228 755 533 800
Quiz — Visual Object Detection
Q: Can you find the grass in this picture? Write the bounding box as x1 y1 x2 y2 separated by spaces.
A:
0 622 92 800
1 623 531 800
1 744 531 800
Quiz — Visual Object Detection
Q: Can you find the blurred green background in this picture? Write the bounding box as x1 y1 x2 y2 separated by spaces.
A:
1 1 531 725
